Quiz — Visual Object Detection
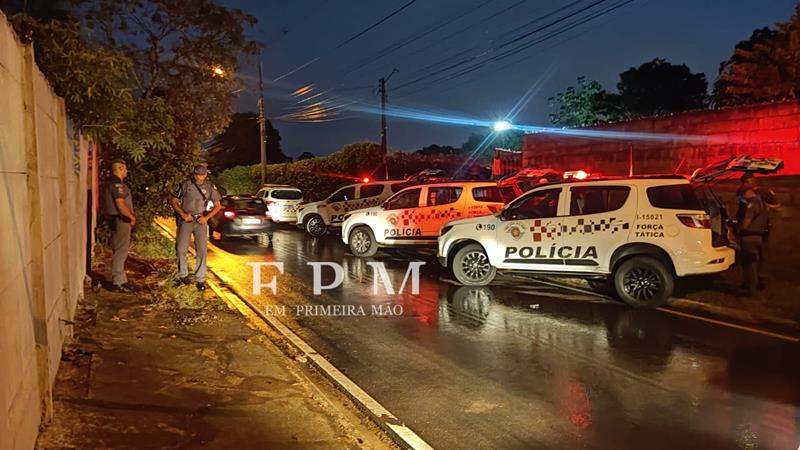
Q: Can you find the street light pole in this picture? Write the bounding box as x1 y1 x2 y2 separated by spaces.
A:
379 69 398 180
257 50 267 185
379 76 387 180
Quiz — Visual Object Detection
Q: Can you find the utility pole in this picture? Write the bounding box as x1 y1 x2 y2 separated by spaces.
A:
379 69 398 180
258 50 267 185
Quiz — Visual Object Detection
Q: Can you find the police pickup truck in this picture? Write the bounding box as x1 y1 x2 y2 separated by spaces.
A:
439 175 738 308
438 156 783 307
342 181 511 257
296 181 408 237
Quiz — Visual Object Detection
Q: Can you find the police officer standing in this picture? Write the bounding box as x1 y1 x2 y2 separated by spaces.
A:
102 159 136 292
170 165 222 291
737 174 771 297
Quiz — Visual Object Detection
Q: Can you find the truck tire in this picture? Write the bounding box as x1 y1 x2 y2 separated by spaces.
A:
349 226 378 257
452 243 496 286
613 256 674 308
304 214 327 237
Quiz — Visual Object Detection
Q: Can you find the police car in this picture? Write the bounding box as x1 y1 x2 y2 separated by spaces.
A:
296 181 408 237
342 181 512 257
437 176 738 308
497 168 590 194
255 184 304 223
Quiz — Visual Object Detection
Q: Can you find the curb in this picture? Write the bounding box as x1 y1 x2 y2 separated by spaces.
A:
666 297 800 332
539 276 800 337
154 219 435 450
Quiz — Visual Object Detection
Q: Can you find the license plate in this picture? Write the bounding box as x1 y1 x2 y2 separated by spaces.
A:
242 217 261 224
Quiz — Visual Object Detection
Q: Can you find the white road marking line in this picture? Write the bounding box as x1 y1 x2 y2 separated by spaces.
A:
155 219 436 450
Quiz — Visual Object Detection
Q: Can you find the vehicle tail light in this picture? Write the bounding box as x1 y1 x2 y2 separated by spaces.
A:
223 210 236 219
486 204 502 213
676 213 710 229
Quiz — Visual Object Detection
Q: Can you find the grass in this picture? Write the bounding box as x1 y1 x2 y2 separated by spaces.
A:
155 270 206 310
131 223 176 260
125 222 210 310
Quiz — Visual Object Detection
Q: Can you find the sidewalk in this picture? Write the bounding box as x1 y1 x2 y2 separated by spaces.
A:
674 270 800 331
36 233 391 449
560 269 800 333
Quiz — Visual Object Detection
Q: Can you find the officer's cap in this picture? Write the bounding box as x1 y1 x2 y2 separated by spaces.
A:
193 165 208 175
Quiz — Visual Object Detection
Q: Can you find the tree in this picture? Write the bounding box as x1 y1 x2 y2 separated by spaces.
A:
297 152 315 161
460 131 523 157
68 0 257 221
714 7 800 106
548 77 621 127
414 144 460 155
9 15 175 161
550 60 708 128
206 113 285 172
616 58 708 116
0 0 71 22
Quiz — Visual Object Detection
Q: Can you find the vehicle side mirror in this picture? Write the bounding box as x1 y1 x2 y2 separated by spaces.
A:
499 207 509 221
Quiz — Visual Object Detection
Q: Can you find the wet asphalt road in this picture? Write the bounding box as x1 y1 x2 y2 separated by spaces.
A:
199 224 799 450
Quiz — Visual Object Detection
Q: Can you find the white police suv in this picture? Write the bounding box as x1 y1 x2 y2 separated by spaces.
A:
256 184 303 223
296 181 408 237
437 176 737 307
342 181 510 257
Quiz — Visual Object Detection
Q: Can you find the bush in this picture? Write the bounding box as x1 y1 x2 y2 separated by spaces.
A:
216 164 260 196
388 152 472 179
217 141 384 201
216 141 488 201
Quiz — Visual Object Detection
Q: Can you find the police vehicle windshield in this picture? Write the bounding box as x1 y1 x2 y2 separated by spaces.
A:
271 189 303 200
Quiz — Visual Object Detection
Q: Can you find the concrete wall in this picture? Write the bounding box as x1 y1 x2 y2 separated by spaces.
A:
0 11 88 450
523 102 800 176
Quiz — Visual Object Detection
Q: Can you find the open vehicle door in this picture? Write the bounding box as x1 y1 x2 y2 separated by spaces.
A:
691 155 784 183
691 155 784 248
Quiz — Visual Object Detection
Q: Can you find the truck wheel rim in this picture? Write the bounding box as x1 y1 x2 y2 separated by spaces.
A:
352 230 371 254
622 267 661 301
308 217 324 235
462 251 491 281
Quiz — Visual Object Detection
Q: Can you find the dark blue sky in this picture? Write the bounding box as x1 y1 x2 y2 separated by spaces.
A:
224 0 797 157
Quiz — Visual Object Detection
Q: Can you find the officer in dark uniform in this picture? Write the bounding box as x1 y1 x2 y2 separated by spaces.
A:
738 178 771 297
170 165 222 291
101 159 136 292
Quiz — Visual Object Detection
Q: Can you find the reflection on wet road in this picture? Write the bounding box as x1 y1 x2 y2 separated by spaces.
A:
206 225 800 450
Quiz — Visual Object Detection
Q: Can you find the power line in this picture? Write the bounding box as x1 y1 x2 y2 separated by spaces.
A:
271 0 420 82
282 0 526 120
348 0 527 92
393 0 633 94
340 0 497 76
309 0 526 108
390 0 605 92
400 0 529 62
404 0 633 96
403 10 615 99
335 0 420 49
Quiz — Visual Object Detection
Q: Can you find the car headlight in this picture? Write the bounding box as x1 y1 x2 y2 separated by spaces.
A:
440 225 453 236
